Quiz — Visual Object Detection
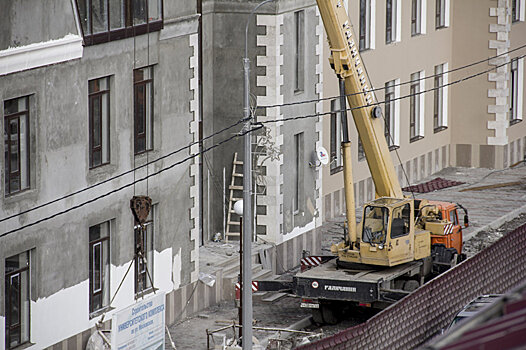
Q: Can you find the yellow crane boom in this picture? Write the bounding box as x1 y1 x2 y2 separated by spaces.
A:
316 0 403 200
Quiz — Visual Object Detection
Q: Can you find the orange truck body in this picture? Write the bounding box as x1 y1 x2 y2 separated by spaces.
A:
429 201 464 254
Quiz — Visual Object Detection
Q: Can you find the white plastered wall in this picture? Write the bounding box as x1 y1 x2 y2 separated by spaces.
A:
256 14 285 242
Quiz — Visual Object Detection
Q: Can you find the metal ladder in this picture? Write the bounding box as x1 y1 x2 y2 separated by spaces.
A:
225 153 243 241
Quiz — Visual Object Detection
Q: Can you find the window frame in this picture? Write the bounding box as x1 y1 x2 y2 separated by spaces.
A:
76 0 164 46
88 77 111 168
330 99 343 174
433 63 449 132
5 251 31 349
293 132 304 214
88 221 111 315
384 79 400 149
411 0 426 36
294 10 305 93
134 66 154 155
512 0 526 22
435 0 449 29
4 96 30 196
386 0 400 44
360 0 375 51
510 57 524 124
134 207 155 297
409 71 425 142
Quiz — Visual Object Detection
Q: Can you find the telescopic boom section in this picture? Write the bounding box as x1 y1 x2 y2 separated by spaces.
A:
316 0 402 199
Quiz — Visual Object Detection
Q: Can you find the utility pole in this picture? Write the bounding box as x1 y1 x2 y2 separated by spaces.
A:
242 1 274 348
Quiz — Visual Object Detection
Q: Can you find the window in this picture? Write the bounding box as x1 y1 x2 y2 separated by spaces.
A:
391 204 410 238
360 0 375 50
135 207 154 296
436 0 449 29
76 0 163 45
410 71 425 141
358 136 366 161
293 133 304 213
434 63 449 132
89 77 110 168
510 57 524 124
384 79 400 148
89 221 110 314
330 99 343 173
411 0 426 36
5 251 30 349
4 96 30 196
362 206 388 244
449 209 459 226
134 66 154 154
386 0 400 44
512 0 525 22
294 10 305 92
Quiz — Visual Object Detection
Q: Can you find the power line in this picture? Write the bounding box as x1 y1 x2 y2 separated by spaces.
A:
257 43 526 110
3 51 522 235
0 117 248 224
0 124 264 238
257 53 525 125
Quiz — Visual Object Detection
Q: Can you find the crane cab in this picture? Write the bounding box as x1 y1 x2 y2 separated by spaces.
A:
337 197 431 267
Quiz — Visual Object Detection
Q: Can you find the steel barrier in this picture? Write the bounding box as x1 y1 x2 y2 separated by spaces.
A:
295 223 526 350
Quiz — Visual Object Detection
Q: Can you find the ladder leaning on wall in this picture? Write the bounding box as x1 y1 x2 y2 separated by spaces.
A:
225 153 243 241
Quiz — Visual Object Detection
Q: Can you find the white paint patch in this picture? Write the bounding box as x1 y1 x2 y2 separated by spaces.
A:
0 34 83 76
109 261 136 311
14 253 176 349
172 247 182 290
29 281 90 349
154 247 174 292
282 219 316 242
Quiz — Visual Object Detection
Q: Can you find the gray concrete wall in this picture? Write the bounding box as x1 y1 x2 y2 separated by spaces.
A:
201 0 279 239
202 0 319 240
280 5 318 233
0 0 198 347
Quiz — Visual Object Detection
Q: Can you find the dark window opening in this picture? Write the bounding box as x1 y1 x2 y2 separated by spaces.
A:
76 0 163 46
134 66 154 155
330 99 343 174
5 251 30 349
89 77 110 168
411 0 422 36
360 0 371 50
4 96 30 196
436 0 447 28
294 10 305 92
135 208 154 296
89 222 110 314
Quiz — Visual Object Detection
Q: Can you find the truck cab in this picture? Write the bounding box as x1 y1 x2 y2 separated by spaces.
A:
337 197 431 267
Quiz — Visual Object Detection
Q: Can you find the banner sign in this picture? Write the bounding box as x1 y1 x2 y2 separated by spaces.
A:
111 292 166 350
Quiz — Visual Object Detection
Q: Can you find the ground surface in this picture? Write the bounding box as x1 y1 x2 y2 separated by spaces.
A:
167 166 526 349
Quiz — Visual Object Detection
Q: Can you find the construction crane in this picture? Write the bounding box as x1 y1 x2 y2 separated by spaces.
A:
256 0 469 324
318 0 467 269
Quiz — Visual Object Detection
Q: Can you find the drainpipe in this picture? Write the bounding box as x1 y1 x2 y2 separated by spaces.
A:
197 0 204 245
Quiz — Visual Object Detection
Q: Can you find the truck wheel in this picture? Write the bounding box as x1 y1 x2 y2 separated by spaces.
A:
403 280 419 292
311 308 324 325
321 304 339 325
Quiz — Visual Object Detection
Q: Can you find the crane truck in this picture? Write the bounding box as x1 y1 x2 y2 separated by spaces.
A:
255 0 469 324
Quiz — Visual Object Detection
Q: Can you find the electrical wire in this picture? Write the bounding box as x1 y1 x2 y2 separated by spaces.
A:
3 51 522 232
257 43 526 110
257 53 526 125
1 123 264 238
0 118 248 224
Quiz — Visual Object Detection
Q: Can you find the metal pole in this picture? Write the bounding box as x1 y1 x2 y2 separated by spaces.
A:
242 1 274 348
